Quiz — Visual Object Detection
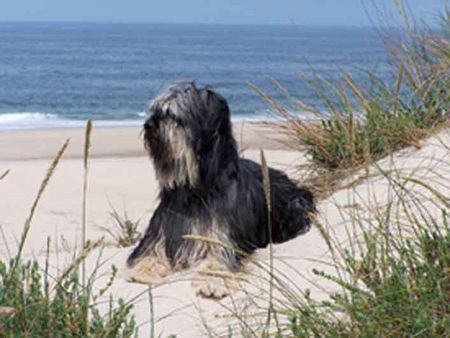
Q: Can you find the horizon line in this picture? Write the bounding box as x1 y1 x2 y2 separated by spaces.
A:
0 20 431 29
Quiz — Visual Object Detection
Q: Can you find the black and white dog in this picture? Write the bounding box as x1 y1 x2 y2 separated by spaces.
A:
127 83 315 296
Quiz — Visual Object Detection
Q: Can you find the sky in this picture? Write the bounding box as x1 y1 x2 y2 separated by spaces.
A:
0 0 446 26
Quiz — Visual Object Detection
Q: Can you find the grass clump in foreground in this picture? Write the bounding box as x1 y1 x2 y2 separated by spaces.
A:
284 173 450 337
0 254 136 337
0 140 136 337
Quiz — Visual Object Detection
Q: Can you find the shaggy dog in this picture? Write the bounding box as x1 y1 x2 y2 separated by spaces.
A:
127 83 315 297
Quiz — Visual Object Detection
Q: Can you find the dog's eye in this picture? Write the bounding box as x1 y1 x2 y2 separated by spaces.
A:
164 112 183 127
153 107 163 117
174 117 183 127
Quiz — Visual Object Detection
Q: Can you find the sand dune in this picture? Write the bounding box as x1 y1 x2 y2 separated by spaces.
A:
0 125 448 336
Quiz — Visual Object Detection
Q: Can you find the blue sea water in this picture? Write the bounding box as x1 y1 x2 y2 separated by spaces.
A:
0 22 391 130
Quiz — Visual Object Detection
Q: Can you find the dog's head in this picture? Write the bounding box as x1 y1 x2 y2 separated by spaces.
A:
143 82 238 190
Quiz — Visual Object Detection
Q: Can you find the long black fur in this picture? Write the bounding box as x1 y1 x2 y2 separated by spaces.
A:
128 83 315 272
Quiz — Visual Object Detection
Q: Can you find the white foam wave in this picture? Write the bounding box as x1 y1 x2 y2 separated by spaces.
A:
0 112 70 130
0 110 311 131
0 112 143 130
0 112 57 123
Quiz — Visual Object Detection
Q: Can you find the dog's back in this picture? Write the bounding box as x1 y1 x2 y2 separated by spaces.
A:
238 158 315 246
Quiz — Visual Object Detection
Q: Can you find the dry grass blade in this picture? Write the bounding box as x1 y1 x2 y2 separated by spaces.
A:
395 64 404 99
55 238 104 286
343 75 370 113
182 234 227 247
6 138 69 284
26 138 68 222
260 150 271 217
260 149 279 334
148 286 155 338
82 119 92 287
0 307 15 318
182 234 253 262
84 119 93 169
403 176 450 209
0 170 10 181
197 269 247 281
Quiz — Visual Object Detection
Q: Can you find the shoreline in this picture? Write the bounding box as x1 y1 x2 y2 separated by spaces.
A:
0 121 291 161
0 114 285 132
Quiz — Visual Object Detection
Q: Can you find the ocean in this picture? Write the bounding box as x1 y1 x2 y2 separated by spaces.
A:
0 22 391 130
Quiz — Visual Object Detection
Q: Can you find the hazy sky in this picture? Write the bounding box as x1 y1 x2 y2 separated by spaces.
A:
0 0 445 26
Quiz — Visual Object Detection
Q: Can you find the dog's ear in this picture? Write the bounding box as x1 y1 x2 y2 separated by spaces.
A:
195 90 239 189
198 126 239 189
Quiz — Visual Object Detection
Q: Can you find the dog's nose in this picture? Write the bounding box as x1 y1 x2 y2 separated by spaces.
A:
144 118 154 130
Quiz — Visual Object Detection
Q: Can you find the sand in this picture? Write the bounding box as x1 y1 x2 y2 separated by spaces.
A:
0 122 289 160
0 123 448 336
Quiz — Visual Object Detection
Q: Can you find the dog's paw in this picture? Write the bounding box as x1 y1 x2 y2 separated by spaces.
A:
192 269 244 299
191 258 246 299
193 276 231 299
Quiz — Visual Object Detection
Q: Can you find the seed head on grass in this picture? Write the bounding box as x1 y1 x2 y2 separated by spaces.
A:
0 170 9 181
82 119 92 288
5 139 69 289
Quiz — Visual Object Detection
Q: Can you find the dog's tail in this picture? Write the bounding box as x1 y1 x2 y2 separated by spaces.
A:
270 186 316 244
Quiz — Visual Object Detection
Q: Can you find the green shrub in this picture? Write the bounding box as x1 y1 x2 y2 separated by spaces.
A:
0 256 136 337
287 215 449 337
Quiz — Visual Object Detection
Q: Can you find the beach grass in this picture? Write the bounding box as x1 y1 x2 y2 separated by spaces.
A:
252 3 449 186
0 138 137 337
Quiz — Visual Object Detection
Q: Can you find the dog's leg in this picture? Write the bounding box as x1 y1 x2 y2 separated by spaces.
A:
192 257 246 299
126 230 173 284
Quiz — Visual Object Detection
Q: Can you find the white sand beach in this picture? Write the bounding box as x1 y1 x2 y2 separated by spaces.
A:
0 124 448 336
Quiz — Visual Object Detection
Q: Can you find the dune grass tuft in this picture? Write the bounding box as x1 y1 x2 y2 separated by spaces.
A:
252 4 449 178
99 205 142 248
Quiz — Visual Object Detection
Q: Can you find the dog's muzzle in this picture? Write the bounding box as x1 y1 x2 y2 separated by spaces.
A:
144 118 154 131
